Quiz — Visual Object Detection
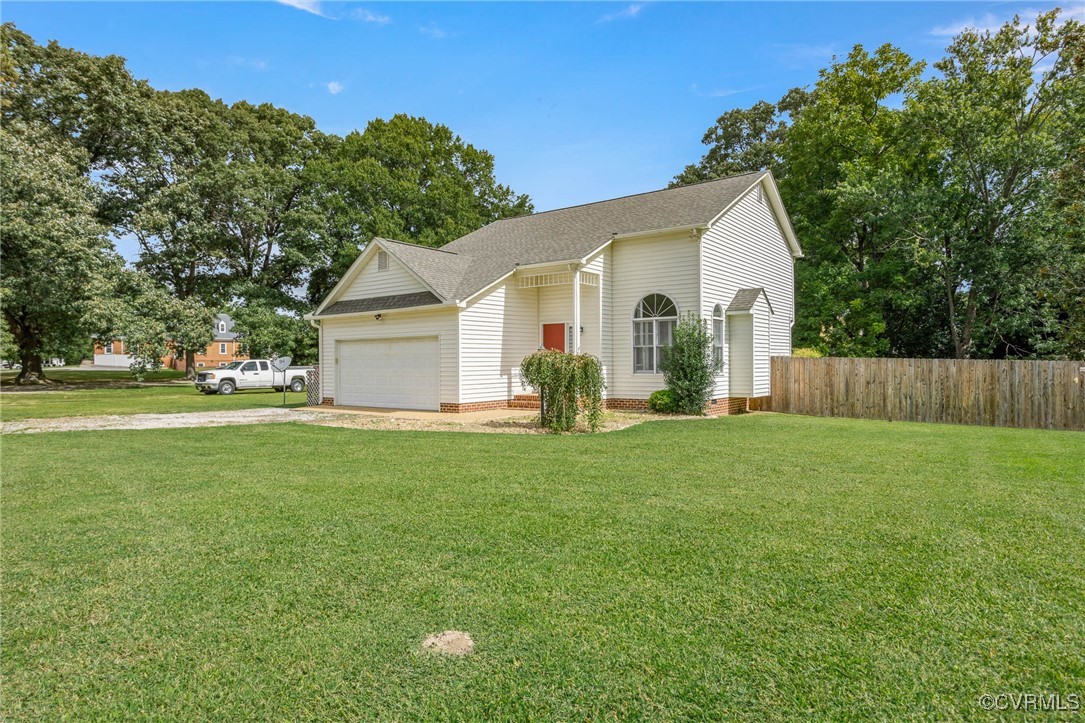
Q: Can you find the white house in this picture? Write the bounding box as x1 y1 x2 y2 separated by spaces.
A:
307 170 801 413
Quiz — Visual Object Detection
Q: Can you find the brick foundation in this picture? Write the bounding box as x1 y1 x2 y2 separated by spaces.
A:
321 395 764 415
704 397 749 415
439 400 510 413
604 398 650 411
606 397 752 415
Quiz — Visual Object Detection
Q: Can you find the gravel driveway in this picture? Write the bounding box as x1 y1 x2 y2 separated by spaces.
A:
2 407 331 434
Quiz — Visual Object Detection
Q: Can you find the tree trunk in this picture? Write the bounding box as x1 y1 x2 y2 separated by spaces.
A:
185 349 196 380
15 351 48 385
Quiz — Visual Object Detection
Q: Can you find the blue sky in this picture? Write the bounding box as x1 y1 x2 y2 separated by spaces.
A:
6 1 1074 219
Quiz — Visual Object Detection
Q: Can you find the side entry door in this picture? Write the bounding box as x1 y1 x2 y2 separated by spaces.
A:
237 360 261 388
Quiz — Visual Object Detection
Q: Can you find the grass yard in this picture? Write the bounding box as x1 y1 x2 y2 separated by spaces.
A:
0 385 305 421
3 415 1083 719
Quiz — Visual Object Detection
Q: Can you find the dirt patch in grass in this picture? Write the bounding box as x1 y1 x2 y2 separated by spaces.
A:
421 631 475 656
306 411 696 434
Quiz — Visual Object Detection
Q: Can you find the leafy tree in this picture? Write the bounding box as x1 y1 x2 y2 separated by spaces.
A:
0 121 114 383
229 301 316 364
308 114 533 304
119 90 232 308
675 9 1083 360
902 10 1084 358
216 101 330 308
782 44 927 357
1 22 153 219
659 313 715 415
671 89 809 186
84 270 215 379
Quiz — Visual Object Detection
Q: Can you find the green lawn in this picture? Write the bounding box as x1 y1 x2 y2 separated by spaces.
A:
1 385 305 421
4 415 1083 719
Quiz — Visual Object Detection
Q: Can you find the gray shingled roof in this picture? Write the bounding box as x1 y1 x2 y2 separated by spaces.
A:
726 287 772 313
213 313 239 341
321 291 442 316
322 171 769 313
377 238 471 301
439 171 768 300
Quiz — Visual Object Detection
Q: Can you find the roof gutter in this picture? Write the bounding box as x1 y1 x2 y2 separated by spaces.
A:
305 301 459 321
610 223 709 242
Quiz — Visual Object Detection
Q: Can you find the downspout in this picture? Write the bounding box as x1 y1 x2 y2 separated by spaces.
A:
570 263 582 353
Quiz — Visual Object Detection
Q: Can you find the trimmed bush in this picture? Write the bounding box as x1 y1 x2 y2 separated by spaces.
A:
792 347 824 358
647 389 678 414
520 350 605 432
660 312 715 415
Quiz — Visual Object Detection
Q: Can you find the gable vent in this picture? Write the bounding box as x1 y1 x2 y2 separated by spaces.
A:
377 250 389 271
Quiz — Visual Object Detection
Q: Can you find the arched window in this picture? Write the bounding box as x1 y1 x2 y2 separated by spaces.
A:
218 321 227 333
712 304 725 373
632 294 677 373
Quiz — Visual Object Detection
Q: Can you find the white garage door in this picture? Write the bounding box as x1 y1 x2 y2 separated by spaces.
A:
337 337 440 411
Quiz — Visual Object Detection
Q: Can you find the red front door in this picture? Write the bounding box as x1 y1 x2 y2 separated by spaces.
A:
542 323 566 352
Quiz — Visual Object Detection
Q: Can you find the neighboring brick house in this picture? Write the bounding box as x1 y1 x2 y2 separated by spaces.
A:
93 313 248 370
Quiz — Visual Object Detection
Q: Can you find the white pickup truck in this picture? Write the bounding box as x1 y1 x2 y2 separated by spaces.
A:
194 360 312 395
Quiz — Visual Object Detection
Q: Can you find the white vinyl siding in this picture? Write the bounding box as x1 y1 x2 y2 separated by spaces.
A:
459 279 538 402
752 296 771 396
319 307 458 404
701 181 795 398
608 232 699 398
339 252 428 301
728 314 753 396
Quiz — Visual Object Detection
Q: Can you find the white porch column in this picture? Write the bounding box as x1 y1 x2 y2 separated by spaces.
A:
572 267 581 353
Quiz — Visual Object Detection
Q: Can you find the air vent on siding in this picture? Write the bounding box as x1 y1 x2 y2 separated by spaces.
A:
377 250 389 271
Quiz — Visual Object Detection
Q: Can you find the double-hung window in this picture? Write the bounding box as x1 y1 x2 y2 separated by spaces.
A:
633 294 677 374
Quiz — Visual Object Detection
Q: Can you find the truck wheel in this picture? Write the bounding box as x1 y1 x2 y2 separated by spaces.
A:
290 378 305 393
218 380 236 395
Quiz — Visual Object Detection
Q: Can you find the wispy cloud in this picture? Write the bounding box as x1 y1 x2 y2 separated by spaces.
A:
599 3 644 23
419 21 447 39
690 83 758 99
930 13 1005 37
326 81 344 95
276 0 328 18
352 7 391 24
228 56 270 71
930 6 1085 37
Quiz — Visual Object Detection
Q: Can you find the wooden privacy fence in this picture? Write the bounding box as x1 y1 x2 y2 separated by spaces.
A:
765 357 1085 431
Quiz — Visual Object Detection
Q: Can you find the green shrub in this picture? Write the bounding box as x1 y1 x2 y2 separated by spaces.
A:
520 350 605 432
647 389 678 414
792 347 824 358
659 312 715 415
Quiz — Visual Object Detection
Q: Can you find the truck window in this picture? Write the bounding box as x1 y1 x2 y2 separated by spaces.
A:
259 361 269 371
241 361 258 372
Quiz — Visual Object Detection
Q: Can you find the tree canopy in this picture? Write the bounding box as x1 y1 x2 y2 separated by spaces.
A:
675 9 1084 359
1 23 532 381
